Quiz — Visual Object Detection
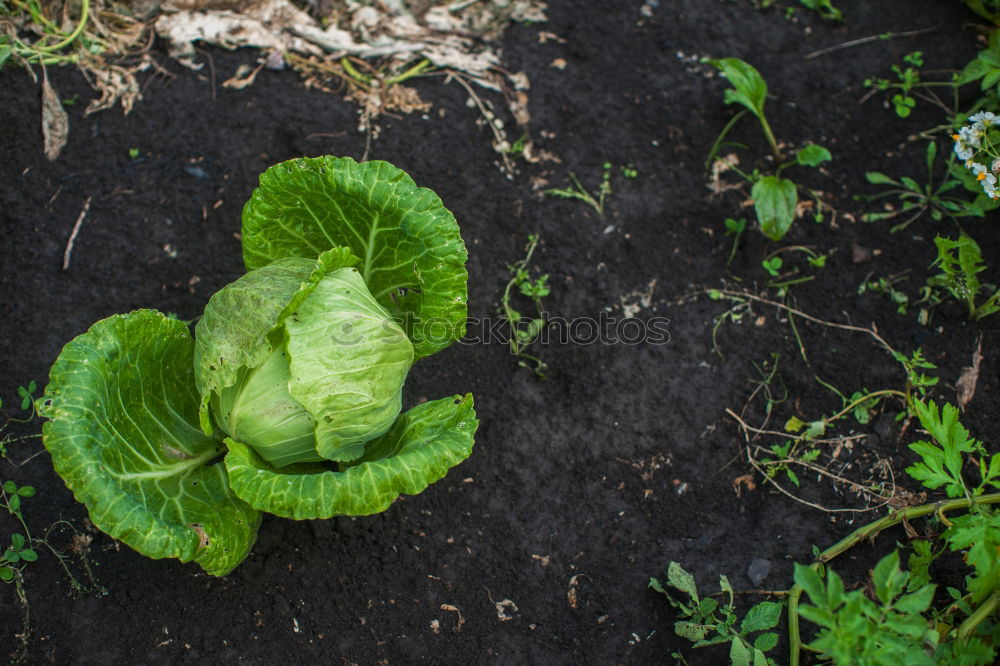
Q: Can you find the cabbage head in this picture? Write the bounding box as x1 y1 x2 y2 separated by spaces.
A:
38 157 476 575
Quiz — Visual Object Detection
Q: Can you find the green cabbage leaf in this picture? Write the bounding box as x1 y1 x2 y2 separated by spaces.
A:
242 156 468 359
38 311 261 576
225 394 477 519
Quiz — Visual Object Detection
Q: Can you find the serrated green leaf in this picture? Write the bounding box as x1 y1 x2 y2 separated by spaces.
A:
944 510 1000 603
741 601 782 633
752 176 797 241
241 156 469 359
38 310 261 576
225 394 477 519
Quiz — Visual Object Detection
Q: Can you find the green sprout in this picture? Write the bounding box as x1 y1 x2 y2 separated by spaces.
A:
544 162 614 215
500 234 550 378
705 57 832 241
859 141 984 231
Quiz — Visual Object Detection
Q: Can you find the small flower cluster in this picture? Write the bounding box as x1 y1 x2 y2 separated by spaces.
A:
953 111 1000 199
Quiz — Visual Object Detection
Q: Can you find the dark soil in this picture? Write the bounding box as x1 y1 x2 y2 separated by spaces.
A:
2 1 998 663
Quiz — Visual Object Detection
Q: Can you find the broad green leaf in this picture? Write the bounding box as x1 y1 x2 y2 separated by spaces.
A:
0 566 13 582
729 637 751 666
707 58 768 119
796 144 832 167
667 561 699 601
794 563 825 605
753 632 778 652
225 394 477 519
752 176 797 241
194 248 357 434
894 584 936 614
19 549 37 562
242 156 470 359
675 621 709 642
872 551 908 605
741 601 782 633
38 311 261 576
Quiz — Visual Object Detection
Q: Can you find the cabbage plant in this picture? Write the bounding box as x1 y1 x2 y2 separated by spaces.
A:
37 156 477 576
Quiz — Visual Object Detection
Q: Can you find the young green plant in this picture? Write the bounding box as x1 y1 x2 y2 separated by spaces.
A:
927 233 1000 320
543 162 626 216
500 234 550 378
860 140 984 231
706 57 832 241
650 562 783 666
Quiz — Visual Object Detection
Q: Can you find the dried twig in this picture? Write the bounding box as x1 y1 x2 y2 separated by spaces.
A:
62 196 92 271
804 26 939 60
709 288 897 355
745 448 892 514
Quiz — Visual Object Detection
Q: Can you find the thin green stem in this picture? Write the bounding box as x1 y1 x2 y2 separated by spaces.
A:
956 590 1000 641
35 0 90 53
758 113 783 162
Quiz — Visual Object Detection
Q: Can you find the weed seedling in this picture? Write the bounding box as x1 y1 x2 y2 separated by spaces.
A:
927 233 1000 320
723 217 747 266
761 256 782 278
798 0 842 21
858 275 911 315
705 57 832 240
500 234 550 377
544 162 614 216
650 562 783 665
860 140 983 231
864 51 929 117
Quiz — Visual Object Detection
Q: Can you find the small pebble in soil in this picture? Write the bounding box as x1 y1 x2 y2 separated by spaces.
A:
747 558 771 587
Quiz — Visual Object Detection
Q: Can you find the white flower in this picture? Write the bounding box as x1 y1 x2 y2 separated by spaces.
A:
954 138 974 161
972 162 989 180
959 125 982 148
969 111 996 129
982 176 998 199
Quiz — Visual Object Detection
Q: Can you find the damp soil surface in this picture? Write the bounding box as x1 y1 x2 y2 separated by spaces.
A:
2 1 999 663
